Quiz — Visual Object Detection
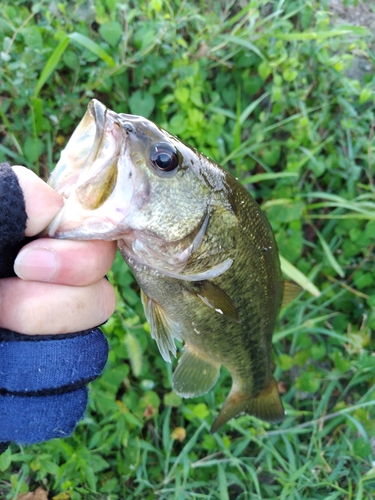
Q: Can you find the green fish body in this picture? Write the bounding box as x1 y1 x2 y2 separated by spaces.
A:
48 99 295 431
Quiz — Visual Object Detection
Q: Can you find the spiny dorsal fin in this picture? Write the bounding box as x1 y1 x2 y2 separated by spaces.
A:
172 344 220 398
282 280 302 308
211 377 284 433
186 280 240 322
140 289 181 363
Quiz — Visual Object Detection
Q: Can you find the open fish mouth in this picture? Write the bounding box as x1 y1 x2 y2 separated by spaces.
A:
48 99 121 207
46 100 138 239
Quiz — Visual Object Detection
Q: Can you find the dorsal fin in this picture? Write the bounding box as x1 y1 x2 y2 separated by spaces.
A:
185 280 240 322
140 289 181 362
281 280 302 308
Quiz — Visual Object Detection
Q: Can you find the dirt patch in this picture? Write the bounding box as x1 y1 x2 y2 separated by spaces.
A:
329 0 375 30
329 0 375 81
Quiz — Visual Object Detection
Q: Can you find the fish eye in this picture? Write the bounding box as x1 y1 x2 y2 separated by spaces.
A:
150 143 179 172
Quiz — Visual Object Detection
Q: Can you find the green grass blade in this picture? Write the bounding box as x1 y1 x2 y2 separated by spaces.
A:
0 144 25 164
221 111 305 165
164 422 207 484
272 28 368 41
241 172 298 184
305 192 348 202
218 464 229 500
266 400 375 436
69 32 116 67
33 35 70 98
31 97 43 135
294 136 334 171
239 91 270 125
221 34 266 61
314 228 345 278
0 106 13 132
273 314 339 342
280 255 320 297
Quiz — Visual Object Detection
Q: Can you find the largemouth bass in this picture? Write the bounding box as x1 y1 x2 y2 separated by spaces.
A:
47 99 298 432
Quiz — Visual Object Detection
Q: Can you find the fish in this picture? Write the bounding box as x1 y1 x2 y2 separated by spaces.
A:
47 99 300 432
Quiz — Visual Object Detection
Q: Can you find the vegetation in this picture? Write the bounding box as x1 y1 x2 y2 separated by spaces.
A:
1 0 375 498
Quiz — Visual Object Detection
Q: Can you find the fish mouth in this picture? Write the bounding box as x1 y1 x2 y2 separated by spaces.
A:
48 99 121 206
46 99 138 239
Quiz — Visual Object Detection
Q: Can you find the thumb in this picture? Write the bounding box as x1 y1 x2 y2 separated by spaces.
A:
12 166 64 237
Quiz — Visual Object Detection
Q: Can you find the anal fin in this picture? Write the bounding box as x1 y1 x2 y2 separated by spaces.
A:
211 377 284 433
282 280 302 308
172 344 220 398
141 289 181 363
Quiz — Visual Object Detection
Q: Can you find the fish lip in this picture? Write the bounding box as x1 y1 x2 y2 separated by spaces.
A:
89 99 106 130
47 99 110 197
48 212 129 240
81 99 107 171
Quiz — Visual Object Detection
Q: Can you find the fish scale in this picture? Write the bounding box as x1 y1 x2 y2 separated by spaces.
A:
47 99 301 432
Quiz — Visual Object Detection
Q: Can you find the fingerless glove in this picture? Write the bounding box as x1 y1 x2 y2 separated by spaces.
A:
0 163 108 448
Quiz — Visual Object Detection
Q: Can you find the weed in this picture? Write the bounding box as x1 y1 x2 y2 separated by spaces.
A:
1 0 375 498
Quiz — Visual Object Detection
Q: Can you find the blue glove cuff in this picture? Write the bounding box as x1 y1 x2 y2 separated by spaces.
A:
0 328 108 444
0 328 108 393
0 388 88 443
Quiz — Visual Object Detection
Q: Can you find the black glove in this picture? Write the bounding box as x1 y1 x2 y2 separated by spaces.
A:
0 164 108 449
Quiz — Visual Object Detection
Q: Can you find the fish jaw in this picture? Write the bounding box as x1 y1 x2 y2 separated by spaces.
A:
47 100 147 240
47 147 144 240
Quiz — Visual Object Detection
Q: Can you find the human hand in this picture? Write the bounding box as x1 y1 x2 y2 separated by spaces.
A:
0 165 117 334
0 164 117 446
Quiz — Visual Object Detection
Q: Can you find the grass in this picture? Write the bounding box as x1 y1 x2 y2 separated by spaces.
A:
1 0 375 498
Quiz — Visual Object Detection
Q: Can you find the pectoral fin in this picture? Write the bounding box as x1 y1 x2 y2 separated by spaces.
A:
281 280 302 308
172 344 220 398
211 377 284 433
185 280 240 322
141 289 181 363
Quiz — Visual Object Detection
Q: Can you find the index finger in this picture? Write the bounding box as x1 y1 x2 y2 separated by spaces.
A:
12 165 64 237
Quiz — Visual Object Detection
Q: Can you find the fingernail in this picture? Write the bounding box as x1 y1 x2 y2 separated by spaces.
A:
14 248 57 282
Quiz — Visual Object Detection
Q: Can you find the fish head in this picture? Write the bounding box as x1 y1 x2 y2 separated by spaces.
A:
47 99 223 272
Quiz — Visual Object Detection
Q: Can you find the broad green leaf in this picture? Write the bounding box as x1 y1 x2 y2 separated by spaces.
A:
23 136 44 163
258 60 272 81
0 447 12 472
283 67 298 82
22 26 43 49
129 90 155 118
99 21 123 48
193 403 210 419
359 87 372 104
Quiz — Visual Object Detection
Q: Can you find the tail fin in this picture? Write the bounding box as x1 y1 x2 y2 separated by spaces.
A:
210 377 284 433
